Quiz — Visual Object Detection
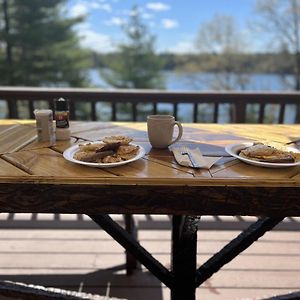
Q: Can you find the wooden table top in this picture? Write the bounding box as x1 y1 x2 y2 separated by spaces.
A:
1 120 300 217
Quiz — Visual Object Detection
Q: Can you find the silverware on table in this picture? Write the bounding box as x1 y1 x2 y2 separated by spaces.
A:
180 146 201 168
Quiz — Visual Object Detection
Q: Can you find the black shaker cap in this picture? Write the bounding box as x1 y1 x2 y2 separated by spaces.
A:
55 98 69 111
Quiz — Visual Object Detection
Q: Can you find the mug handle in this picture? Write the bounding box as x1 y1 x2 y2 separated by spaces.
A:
169 121 183 146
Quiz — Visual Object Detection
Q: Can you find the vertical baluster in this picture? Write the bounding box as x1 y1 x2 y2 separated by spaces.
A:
174 103 178 119
258 103 265 123
235 101 246 123
213 103 219 123
229 104 235 123
278 104 285 124
49 99 54 112
132 102 137 121
193 103 198 123
112 102 117 121
153 102 157 115
91 101 96 121
7 99 18 119
69 100 76 120
28 100 35 119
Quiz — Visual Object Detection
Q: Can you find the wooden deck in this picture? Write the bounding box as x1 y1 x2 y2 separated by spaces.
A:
0 215 299 300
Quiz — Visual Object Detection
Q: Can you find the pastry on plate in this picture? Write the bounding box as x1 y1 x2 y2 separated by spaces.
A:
239 143 296 163
103 135 133 145
73 135 139 164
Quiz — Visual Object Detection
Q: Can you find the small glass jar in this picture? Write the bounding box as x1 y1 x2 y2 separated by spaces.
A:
54 98 71 140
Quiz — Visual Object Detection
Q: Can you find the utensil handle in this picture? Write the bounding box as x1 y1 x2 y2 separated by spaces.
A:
169 121 183 146
186 152 198 168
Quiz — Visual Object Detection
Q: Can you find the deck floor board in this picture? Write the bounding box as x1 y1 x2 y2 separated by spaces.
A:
0 215 299 300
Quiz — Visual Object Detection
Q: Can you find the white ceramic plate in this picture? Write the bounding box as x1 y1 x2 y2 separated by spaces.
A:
225 142 300 168
63 142 145 168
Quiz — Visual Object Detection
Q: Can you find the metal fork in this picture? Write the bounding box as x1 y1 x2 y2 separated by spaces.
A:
180 146 201 168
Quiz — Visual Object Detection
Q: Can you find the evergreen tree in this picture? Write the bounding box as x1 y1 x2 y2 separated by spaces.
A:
101 6 164 89
0 0 90 87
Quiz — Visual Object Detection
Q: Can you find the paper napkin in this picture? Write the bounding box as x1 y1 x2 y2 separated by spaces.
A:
172 147 221 169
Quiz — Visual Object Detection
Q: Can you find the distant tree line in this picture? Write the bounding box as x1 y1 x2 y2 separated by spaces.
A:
93 52 295 75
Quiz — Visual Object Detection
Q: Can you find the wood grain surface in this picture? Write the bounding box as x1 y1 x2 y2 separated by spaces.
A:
0 121 300 216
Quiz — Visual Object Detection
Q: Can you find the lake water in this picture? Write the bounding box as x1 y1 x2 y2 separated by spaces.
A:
88 70 296 123
89 69 293 91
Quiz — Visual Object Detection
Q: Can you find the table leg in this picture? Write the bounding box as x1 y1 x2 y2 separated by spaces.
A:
195 217 284 286
89 214 174 289
124 214 140 275
171 215 200 300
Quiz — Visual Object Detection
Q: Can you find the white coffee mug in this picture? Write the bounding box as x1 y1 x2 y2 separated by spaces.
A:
147 115 183 148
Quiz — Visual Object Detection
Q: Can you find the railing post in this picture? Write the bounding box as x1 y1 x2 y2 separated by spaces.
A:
153 102 157 115
173 103 178 119
69 100 76 120
258 103 266 123
234 101 247 123
91 101 97 121
132 103 137 121
112 102 117 121
213 103 219 123
193 103 198 123
7 99 18 119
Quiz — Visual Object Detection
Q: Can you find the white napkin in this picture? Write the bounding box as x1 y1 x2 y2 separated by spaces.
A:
172 147 221 169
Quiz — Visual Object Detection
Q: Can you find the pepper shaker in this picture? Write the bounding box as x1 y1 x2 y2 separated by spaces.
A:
54 97 71 140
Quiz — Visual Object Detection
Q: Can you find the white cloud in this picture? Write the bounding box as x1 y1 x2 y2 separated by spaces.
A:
93 3 112 12
146 2 170 12
69 1 112 17
76 24 116 53
161 18 178 29
166 40 197 54
69 3 88 17
142 12 153 19
105 17 125 26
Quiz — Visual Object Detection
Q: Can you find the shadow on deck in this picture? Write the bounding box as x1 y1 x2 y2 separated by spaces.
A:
0 214 299 300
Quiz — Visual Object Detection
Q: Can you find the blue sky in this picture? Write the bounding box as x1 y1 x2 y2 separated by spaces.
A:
67 0 260 53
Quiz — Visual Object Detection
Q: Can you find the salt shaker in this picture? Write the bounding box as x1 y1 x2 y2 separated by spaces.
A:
33 109 55 144
54 97 71 140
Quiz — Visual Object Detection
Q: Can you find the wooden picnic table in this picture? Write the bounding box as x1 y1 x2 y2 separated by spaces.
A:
0 120 300 300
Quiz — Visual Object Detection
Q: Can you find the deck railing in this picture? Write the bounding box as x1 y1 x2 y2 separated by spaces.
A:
0 86 300 123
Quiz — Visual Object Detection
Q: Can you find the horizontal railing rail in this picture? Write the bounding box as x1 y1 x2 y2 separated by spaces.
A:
0 86 300 123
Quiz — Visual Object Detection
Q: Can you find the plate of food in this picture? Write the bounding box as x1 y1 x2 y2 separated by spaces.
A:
63 135 145 168
225 142 300 168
